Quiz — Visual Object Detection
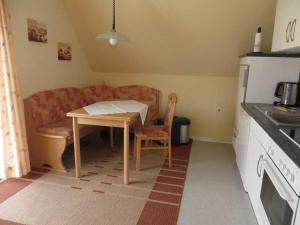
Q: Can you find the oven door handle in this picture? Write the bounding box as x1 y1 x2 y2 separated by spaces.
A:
262 159 294 203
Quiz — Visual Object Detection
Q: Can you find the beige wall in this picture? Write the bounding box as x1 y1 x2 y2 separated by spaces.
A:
8 0 90 97
91 72 238 143
64 0 276 76
64 0 276 143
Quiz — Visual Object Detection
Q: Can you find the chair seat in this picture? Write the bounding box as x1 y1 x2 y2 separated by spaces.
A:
135 125 168 139
38 118 97 138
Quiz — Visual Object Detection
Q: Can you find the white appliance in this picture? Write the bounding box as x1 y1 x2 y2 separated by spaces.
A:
251 129 300 225
245 120 267 225
234 56 300 191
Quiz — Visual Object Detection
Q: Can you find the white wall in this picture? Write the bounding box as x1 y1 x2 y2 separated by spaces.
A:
8 0 90 98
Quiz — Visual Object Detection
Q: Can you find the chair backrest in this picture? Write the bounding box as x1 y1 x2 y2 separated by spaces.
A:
163 93 177 135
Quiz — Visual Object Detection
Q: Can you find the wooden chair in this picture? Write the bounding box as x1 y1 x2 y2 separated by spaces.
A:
134 93 177 171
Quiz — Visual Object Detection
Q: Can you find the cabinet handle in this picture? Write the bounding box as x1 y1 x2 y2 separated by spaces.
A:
291 19 297 42
257 155 263 178
286 21 292 43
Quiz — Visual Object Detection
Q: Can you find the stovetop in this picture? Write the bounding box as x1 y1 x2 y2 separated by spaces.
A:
280 128 300 148
243 103 300 195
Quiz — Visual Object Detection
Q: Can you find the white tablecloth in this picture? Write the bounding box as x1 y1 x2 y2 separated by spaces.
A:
83 100 148 124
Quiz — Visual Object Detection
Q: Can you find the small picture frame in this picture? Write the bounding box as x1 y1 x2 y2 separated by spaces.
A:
27 19 47 43
57 42 72 60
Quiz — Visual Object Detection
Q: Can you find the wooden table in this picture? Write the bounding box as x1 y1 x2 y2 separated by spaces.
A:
67 108 139 185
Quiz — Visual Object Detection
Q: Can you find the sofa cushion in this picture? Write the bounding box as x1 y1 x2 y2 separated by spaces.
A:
82 85 114 105
38 118 96 139
113 85 158 100
28 88 86 128
135 125 168 138
56 88 86 113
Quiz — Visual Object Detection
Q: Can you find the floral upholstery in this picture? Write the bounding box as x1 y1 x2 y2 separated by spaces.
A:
135 93 177 138
38 118 96 143
28 88 86 128
82 85 114 105
135 125 168 138
27 85 159 137
56 88 86 113
113 85 159 124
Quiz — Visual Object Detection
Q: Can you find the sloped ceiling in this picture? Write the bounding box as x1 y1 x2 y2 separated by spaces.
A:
63 0 276 76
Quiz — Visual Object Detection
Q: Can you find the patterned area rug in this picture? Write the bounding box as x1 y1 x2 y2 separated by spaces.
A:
0 141 192 225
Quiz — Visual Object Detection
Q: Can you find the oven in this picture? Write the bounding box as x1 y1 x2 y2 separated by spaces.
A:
256 153 299 225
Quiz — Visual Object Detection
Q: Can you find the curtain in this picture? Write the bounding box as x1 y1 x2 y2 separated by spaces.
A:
0 0 30 178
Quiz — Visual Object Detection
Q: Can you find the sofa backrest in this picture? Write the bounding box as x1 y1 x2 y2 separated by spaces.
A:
81 85 114 105
27 87 86 128
25 85 159 129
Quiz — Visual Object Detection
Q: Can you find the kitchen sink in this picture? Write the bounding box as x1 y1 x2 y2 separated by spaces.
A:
254 105 300 127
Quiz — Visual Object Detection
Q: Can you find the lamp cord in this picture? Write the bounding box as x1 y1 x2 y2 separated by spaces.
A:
112 0 116 31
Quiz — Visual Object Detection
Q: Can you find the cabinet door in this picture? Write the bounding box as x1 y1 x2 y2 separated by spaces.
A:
272 0 298 52
291 0 300 48
236 109 251 189
245 130 264 211
233 65 249 152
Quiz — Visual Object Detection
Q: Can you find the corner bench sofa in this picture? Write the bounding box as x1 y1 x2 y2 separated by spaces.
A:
24 85 159 172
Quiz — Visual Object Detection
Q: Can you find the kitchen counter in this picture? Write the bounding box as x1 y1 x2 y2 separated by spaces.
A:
242 103 300 168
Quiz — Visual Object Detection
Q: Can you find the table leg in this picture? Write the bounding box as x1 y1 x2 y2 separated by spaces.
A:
110 127 114 149
72 117 81 178
124 121 129 185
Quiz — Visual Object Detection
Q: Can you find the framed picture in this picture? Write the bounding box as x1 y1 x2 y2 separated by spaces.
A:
27 19 47 43
57 42 72 60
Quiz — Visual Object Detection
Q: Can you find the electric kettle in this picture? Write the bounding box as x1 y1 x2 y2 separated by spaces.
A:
274 82 299 106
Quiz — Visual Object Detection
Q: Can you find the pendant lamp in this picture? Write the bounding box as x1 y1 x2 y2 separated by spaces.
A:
96 0 128 46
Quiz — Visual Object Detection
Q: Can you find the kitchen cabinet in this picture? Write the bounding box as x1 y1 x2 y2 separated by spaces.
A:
272 0 300 52
234 108 251 191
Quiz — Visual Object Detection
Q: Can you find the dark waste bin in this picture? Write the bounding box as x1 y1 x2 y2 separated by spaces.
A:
157 116 191 145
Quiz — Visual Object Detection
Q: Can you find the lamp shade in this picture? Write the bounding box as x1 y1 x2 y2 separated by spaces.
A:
95 0 128 47
96 30 128 46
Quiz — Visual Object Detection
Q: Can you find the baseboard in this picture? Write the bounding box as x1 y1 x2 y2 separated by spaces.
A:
191 136 232 145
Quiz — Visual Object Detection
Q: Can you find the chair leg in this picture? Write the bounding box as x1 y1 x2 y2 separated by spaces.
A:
136 137 141 171
133 135 137 158
110 127 114 149
168 139 172 168
164 140 168 158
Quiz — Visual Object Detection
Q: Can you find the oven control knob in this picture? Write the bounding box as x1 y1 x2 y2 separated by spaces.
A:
268 148 274 156
268 149 271 155
286 169 290 177
279 162 285 170
290 174 295 182
282 164 287 171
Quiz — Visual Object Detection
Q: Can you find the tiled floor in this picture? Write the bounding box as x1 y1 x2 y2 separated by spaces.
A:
177 141 258 225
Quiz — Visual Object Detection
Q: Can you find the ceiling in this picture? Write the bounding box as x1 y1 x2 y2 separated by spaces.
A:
63 0 276 76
